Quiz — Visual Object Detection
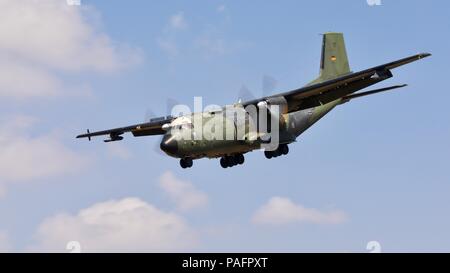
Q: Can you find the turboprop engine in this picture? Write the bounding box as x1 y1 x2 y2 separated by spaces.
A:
256 96 288 129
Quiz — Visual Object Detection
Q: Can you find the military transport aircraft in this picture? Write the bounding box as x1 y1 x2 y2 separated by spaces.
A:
77 32 430 169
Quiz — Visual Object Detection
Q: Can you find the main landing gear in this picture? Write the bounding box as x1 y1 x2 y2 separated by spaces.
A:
264 144 289 159
180 157 193 169
220 154 245 168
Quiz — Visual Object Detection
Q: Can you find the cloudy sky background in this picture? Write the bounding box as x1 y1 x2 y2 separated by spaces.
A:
0 0 449 252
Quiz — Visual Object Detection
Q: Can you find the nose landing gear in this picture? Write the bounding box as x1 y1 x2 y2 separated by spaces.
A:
220 154 245 168
180 158 193 169
264 144 289 159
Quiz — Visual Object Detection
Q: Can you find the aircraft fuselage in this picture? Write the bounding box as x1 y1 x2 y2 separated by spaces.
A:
160 99 341 160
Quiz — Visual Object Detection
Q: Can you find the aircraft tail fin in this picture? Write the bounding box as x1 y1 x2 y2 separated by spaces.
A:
309 32 351 84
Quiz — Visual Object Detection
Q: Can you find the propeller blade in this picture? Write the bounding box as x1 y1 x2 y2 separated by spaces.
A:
153 135 165 155
166 97 180 117
144 109 156 122
237 84 256 102
262 75 278 97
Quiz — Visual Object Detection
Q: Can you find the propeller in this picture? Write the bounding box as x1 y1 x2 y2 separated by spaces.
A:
144 109 156 123
237 84 256 102
262 74 278 97
237 74 278 103
143 97 181 155
166 97 180 117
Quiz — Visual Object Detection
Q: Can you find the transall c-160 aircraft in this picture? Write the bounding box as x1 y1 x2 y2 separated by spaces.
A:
77 32 430 169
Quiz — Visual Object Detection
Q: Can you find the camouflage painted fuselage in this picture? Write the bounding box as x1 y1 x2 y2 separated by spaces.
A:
161 98 341 159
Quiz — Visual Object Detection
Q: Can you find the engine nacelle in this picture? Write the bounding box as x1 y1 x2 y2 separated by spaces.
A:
257 96 288 114
104 134 124 142
257 96 288 124
263 96 288 114
256 96 288 137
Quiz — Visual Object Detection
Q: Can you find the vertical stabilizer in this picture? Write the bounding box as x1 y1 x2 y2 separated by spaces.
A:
309 32 351 84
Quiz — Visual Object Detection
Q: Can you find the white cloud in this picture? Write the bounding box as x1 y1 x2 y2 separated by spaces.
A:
0 57 61 99
157 10 246 58
0 115 88 182
157 11 189 57
33 197 198 252
169 12 187 30
0 136 87 181
0 0 139 71
252 197 348 225
159 171 208 211
0 0 141 99
0 230 11 252
194 29 249 58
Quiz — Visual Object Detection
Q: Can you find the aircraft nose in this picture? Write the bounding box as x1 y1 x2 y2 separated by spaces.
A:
160 134 178 155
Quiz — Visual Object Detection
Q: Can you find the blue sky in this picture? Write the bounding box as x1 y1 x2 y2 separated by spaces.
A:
0 0 449 252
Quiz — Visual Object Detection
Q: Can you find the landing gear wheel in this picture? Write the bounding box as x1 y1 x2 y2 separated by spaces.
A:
180 158 193 169
280 144 289 155
180 159 187 169
264 151 273 159
220 157 228 168
273 149 282 157
265 145 289 159
220 155 244 168
185 158 193 168
228 156 236 166
237 154 245 165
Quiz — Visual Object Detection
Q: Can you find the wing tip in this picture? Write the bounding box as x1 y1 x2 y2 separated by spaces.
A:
76 129 91 140
418 52 432 59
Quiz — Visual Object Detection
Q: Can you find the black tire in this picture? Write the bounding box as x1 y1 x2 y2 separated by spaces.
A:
264 151 273 159
185 158 193 168
237 154 245 165
228 156 236 166
180 159 187 169
272 149 280 158
220 157 228 168
280 144 289 155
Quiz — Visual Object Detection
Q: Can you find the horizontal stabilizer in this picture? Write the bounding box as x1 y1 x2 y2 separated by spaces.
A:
341 84 408 103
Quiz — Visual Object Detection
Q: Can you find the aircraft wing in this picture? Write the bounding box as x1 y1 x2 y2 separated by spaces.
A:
76 116 174 142
77 53 430 141
243 53 431 112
